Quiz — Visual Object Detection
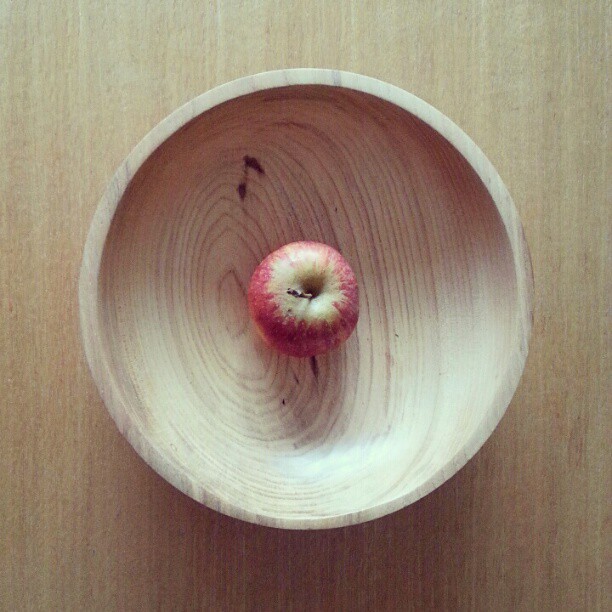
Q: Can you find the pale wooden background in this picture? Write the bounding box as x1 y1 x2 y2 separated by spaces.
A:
1 2 609 610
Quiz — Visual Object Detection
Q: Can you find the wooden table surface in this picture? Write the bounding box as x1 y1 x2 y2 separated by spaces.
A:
1 2 609 610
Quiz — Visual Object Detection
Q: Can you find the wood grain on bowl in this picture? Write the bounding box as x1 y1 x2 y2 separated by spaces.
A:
79 70 533 528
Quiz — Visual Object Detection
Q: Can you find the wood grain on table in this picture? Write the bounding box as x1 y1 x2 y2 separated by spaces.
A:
1 2 609 610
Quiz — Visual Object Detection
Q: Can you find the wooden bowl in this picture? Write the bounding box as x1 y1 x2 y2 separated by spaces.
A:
79 69 533 529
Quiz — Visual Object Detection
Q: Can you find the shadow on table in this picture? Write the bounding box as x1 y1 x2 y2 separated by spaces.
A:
133 448 487 610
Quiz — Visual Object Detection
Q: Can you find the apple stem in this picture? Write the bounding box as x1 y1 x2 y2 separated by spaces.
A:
287 288 313 300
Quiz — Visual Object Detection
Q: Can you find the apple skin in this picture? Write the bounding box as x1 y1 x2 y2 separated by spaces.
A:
247 241 359 357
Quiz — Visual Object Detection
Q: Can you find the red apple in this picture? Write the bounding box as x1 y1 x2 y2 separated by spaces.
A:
247 241 359 357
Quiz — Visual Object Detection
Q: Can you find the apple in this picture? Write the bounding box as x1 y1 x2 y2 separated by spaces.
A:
247 241 359 357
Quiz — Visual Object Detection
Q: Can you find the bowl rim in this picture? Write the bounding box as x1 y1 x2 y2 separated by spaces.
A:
79 68 534 529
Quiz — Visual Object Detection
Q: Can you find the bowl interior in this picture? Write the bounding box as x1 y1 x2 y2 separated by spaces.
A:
98 85 519 524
